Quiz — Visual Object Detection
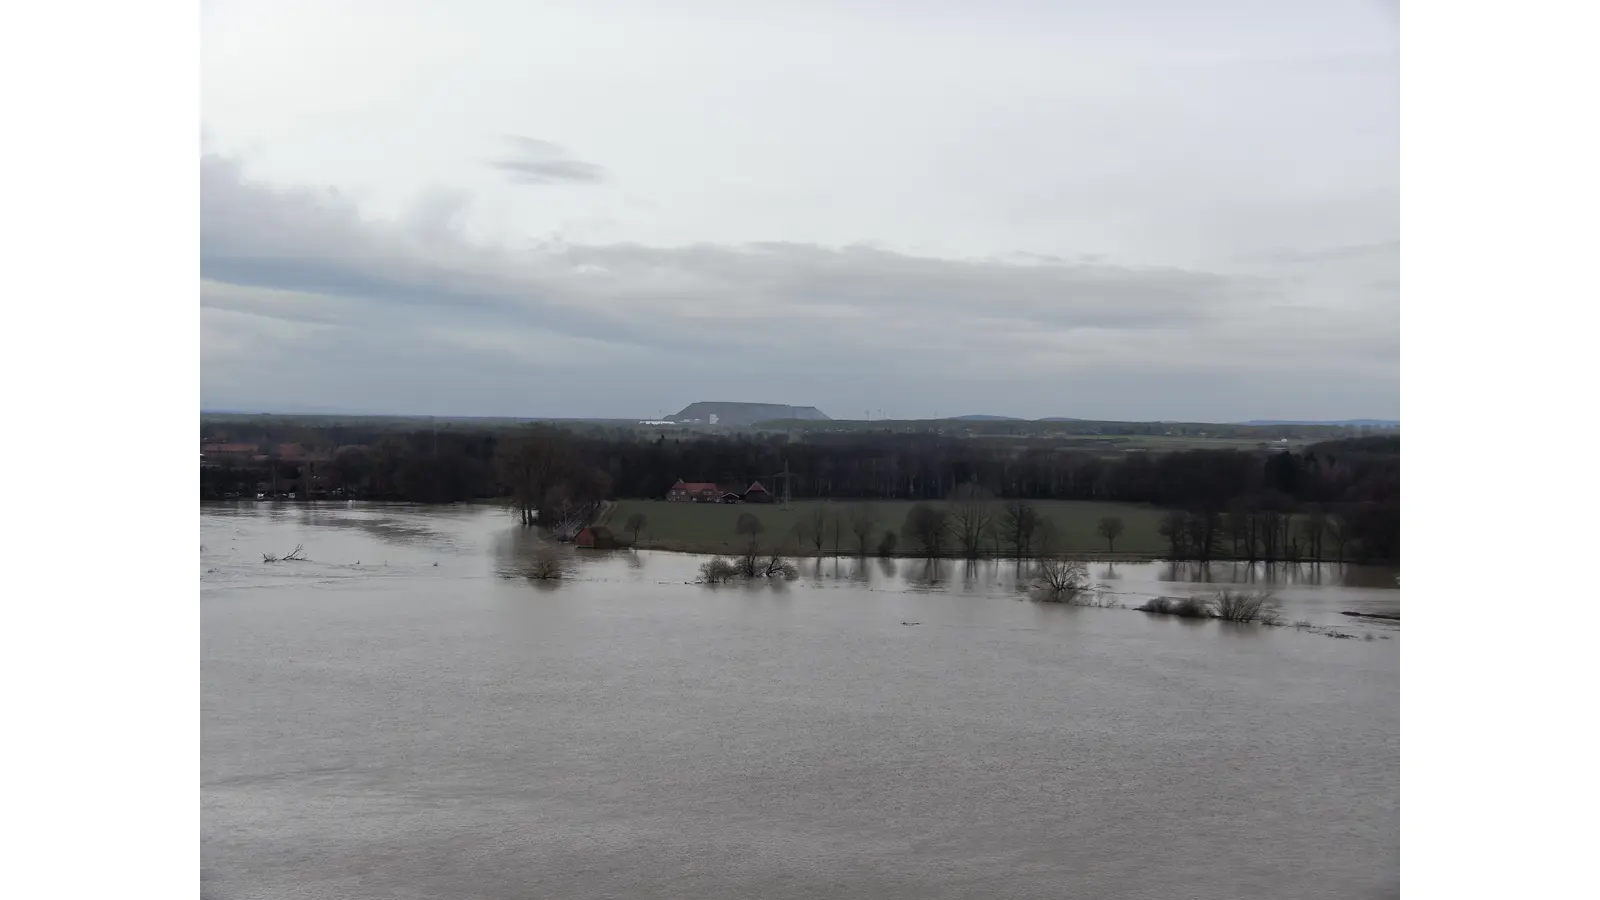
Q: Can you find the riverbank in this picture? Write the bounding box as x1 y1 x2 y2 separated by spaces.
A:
595 498 1368 563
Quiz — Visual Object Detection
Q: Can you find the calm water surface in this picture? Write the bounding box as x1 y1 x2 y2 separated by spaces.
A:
202 502 1398 900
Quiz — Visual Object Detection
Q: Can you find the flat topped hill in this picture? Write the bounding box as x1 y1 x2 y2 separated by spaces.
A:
671 401 830 427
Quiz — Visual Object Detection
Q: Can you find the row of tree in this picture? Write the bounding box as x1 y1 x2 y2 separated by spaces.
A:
200 424 1399 561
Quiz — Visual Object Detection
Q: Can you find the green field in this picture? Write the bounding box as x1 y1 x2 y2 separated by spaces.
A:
597 499 1173 557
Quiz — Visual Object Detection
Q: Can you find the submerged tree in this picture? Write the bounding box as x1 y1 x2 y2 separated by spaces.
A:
1033 557 1096 602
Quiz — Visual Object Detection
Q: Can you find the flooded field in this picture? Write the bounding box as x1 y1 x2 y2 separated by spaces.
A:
202 502 1398 899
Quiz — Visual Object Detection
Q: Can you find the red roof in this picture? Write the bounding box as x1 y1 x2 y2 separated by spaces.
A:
201 442 258 454
674 481 720 493
746 481 770 494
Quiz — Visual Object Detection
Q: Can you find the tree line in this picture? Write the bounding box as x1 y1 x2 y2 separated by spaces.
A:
200 423 1398 562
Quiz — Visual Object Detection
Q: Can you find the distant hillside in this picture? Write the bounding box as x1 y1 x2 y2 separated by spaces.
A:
1241 416 1395 425
951 414 1023 422
671 401 830 427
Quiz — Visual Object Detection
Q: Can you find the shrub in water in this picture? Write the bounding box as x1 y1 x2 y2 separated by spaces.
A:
1212 590 1276 623
1034 558 1097 603
1137 596 1213 618
526 548 567 580
699 556 739 583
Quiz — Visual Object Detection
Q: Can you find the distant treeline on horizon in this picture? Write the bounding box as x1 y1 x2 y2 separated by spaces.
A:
200 416 1399 562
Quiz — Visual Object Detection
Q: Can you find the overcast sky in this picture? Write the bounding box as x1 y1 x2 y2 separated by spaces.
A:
200 0 1398 422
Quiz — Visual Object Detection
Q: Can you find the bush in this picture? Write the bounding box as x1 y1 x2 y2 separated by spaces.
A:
737 544 762 577
876 531 898 557
1034 558 1097 602
1136 596 1214 618
526 547 566 580
699 557 739 583
700 553 797 582
762 554 800 580
1212 590 1276 623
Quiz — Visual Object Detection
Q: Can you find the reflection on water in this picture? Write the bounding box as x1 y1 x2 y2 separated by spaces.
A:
203 503 1397 900
1157 559 1398 589
904 558 945 590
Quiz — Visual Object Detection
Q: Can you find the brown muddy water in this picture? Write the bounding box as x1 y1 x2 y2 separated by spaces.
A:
202 502 1398 900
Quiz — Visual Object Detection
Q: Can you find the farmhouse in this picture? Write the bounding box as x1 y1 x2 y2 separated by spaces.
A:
667 480 721 502
200 442 260 462
667 478 776 503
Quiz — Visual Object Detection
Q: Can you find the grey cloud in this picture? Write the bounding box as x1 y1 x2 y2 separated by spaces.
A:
489 135 605 184
1243 241 1398 266
200 153 652 344
200 153 1396 419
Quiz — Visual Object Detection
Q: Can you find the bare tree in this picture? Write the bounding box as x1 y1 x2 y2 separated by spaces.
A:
797 506 828 554
1096 516 1125 553
1158 511 1188 558
848 503 878 555
1000 500 1041 558
1034 519 1061 557
1225 507 1250 558
1327 514 1350 563
830 507 845 554
903 504 949 556
1259 509 1283 561
1300 510 1328 561
624 513 648 545
1034 557 1095 601
762 553 800 579
948 481 996 559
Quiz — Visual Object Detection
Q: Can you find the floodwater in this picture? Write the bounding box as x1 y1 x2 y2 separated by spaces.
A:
202 502 1399 900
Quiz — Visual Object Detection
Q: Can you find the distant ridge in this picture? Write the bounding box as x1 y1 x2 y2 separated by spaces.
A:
1241 419 1399 428
671 401 830 427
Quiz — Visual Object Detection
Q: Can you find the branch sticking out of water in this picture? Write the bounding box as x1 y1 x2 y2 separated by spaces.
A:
263 544 308 564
